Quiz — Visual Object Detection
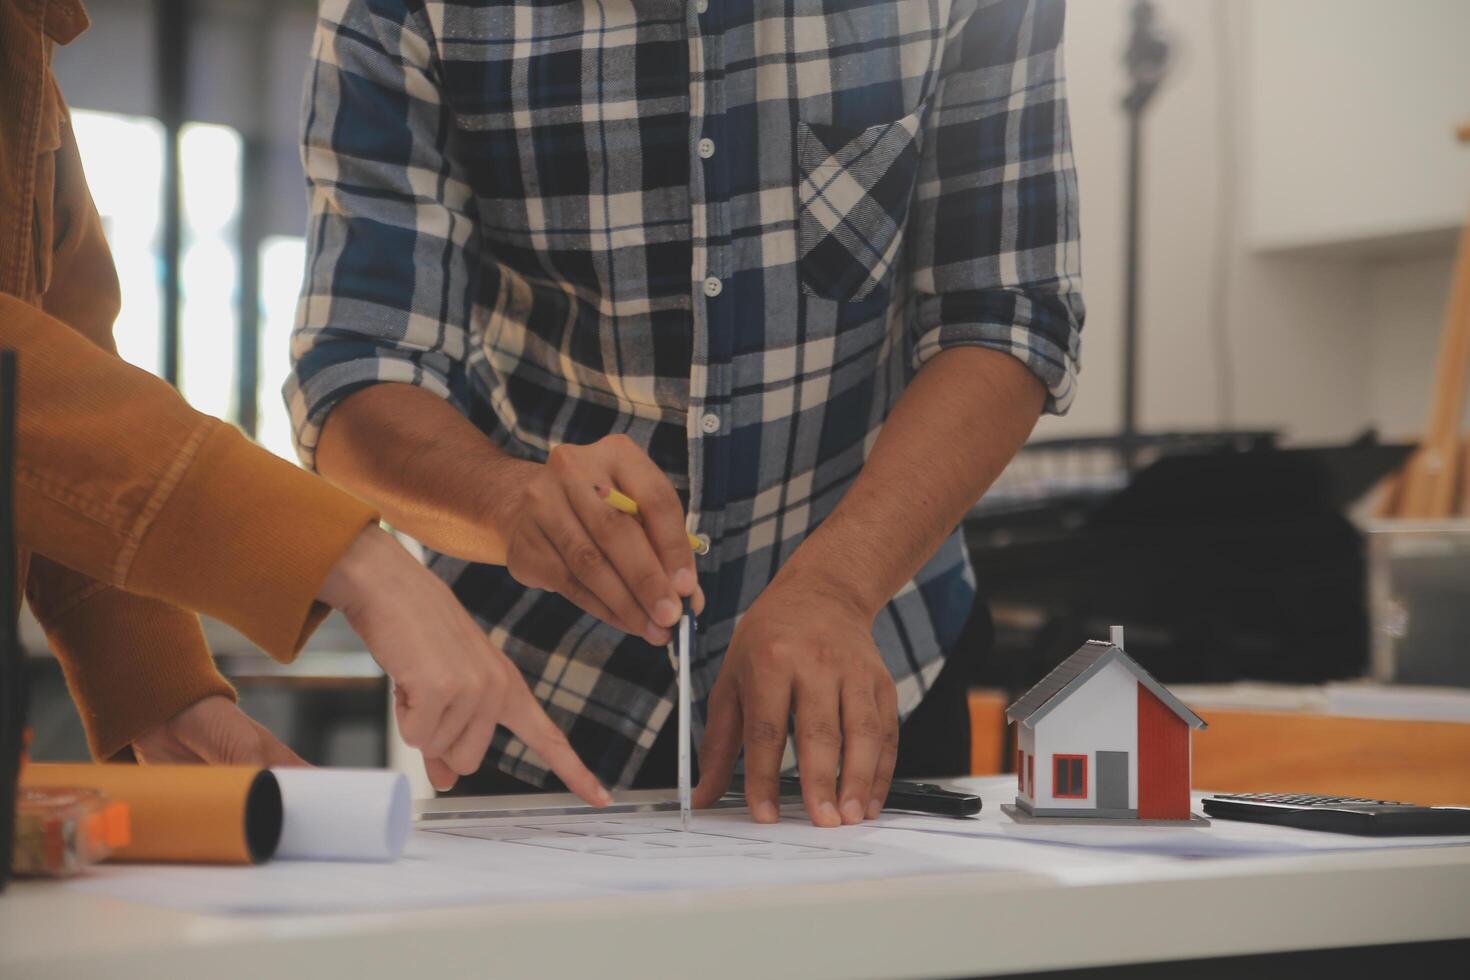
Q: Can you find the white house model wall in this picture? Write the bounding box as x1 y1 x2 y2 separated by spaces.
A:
1018 658 1139 812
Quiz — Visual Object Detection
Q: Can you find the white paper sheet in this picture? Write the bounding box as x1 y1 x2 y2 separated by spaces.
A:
69 810 969 915
66 798 1470 916
69 833 608 915
271 768 411 862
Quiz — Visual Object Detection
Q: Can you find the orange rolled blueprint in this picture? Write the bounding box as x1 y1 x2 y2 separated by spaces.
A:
20 764 282 864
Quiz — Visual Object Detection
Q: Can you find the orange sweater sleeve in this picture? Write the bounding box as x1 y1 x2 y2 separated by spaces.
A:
25 555 236 760
5 66 233 759
9 92 378 667
3 23 376 758
10 302 377 657
6 297 377 667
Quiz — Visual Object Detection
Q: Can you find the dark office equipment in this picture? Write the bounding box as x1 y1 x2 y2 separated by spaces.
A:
966 436 1413 704
735 777 983 819
1203 793 1470 836
1303 437 1416 511
772 777 982 819
880 780 983 818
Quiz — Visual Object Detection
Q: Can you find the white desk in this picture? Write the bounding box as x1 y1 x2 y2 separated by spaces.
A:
3 777 1468 979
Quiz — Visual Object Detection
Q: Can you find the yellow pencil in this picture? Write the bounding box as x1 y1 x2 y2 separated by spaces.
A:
598 486 709 555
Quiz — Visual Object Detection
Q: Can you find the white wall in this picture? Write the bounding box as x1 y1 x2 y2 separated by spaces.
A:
1047 0 1459 445
1366 251 1462 439
1246 0 1470 251
1032 659 1139 810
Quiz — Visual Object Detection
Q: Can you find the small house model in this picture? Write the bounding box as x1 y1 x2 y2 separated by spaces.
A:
1006 627 1207 821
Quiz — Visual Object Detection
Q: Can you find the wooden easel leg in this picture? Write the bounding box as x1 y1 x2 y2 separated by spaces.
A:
1374 468 1406 519
1459 435 1470 517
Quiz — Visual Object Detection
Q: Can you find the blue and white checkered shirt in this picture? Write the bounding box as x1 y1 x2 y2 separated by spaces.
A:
288 0 1084 788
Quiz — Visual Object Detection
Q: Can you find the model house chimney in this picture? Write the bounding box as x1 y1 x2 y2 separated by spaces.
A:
1109 624 1125 649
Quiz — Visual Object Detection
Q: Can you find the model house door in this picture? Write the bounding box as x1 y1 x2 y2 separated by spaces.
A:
1097 751 1129 810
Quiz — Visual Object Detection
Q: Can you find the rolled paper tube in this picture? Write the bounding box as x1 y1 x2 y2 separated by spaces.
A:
271 768 411 862
20 764 281 864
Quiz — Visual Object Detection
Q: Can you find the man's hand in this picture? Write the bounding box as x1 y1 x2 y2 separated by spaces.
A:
693 349 1043 827
318 525 612 801
501 434 701 644
316 387 701 641
693 579 899 828
133 695 307 766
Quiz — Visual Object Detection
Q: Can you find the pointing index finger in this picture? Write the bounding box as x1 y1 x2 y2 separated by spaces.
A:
501 681 612 807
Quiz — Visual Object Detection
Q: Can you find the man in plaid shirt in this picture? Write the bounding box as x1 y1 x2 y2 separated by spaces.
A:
288 0 1084 826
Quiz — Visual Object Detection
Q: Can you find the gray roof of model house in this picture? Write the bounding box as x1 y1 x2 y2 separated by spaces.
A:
1005 641 1208 730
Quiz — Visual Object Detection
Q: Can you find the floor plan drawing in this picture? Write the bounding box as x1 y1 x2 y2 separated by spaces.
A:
434 820 870 860
60 790 1470 919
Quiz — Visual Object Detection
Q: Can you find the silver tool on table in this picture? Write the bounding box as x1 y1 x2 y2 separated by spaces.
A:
675 598 693 831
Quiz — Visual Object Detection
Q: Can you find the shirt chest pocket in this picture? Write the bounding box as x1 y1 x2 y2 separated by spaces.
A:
796 103 925 304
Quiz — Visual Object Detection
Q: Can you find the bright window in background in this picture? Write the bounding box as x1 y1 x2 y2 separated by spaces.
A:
257 236 306 462
178 123 241 422
68 111 243 425
70 110 164 376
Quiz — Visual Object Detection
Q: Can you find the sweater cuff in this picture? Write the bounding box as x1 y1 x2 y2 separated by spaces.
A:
41 589 236 760
126 424 378 662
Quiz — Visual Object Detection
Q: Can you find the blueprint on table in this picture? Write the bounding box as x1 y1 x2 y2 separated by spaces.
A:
66 810 975 915
66 800 1470 916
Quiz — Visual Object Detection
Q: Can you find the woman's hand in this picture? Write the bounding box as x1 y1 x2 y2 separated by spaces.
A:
132 695 307 766
318 525 611 800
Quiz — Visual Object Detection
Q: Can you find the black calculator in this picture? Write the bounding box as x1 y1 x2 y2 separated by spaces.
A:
1202 792 1470 836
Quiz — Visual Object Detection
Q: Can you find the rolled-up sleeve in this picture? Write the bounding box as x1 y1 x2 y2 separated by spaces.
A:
907 0 1084 414
287 0 479 469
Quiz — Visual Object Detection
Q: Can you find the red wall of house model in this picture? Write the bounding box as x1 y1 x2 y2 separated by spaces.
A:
1137 684 1191 819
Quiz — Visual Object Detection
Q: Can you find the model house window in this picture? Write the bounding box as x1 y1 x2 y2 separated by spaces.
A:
1053 755 1087 798
1017 747 1024 789
1027 754 1034 797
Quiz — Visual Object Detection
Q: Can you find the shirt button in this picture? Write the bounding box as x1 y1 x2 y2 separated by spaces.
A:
703 276 723 298
698 137 716 159
700 413 721 434
695 0 708 13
